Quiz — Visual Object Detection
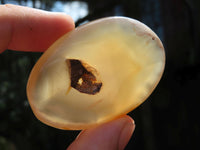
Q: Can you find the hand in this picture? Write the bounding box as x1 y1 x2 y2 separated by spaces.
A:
0 4 74 53
0 4 135 150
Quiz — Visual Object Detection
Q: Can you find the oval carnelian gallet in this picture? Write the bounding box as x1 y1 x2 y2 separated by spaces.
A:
27 17 165 130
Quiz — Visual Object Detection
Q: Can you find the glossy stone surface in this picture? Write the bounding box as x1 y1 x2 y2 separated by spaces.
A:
27 17 165 130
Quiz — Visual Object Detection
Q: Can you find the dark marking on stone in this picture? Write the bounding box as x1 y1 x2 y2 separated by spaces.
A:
67 59 102 95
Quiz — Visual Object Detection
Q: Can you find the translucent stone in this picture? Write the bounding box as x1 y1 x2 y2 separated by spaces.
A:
27 17 165 130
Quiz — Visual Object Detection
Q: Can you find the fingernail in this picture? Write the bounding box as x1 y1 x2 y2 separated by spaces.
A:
118 117 135 150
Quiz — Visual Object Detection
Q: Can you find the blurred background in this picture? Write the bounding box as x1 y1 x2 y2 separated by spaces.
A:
0 0 200 150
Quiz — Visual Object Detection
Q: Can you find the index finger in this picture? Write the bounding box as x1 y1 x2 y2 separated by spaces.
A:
0 4 75 53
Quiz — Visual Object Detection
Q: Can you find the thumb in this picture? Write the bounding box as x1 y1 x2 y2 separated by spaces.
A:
67 115 135 150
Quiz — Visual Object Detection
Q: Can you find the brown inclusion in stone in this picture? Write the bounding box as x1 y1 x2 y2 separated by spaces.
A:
66 59 102 95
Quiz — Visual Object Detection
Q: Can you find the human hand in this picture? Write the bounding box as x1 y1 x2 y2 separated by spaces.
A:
0 4 74 53
0 4 135 150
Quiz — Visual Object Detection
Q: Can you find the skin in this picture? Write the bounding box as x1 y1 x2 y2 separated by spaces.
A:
0 4 135 150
